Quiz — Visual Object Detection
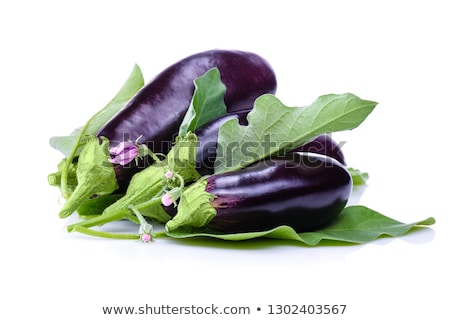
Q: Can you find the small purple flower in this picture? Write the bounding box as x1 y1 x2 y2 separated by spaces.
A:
165 170 174 179
141 233 152 242
161 187 182 207
161 193 174 206
109 141 138 166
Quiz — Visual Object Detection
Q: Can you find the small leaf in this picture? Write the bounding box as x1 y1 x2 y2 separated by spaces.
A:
165 205 435 245
49 128 83 158
348 167 369 185
214 93 377 174
178 67 227 137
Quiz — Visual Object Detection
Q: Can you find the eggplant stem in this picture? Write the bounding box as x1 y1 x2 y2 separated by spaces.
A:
138 143 165 164
48 172 60 186
129 205 148 225
59 181 95 218
173 172 185 189
128 205 155 242
66 208 126 232
71 226 140 240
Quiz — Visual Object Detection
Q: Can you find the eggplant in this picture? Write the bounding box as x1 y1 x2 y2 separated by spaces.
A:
166 153 352 233
293 134 345 165
100 49 277 190
59 50 276 218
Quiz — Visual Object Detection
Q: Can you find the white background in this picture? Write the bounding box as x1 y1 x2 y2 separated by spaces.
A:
1 0 448 319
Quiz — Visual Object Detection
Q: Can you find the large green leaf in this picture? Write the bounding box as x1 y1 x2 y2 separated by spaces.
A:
164 205 435 246
348 167 369 185
214 93 377 173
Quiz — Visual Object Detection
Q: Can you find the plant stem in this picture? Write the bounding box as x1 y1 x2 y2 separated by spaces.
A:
66 208 126 232
71 226 140 240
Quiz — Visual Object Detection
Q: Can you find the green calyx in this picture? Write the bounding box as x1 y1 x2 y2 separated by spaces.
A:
167 132 201 182
59 137 118 218
165 178 217 232
67 164 170 233
67 132 202 238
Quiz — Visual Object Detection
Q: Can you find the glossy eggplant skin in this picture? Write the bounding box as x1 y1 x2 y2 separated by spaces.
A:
294 134 346 165
204 153 352 233
97 50 277 190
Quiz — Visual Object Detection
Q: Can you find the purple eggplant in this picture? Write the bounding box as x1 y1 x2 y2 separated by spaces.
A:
59 50 276 218
294 134 346 165
100 49 277 190
167 152 352 233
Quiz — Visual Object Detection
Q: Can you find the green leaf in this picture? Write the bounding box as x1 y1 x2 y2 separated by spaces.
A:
214 93 377 174
178 67 227 137
348 167 369 185
52 64 144 198
165 205 435 245
83 64 145 136
49 127 83 158
49 64 144 157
